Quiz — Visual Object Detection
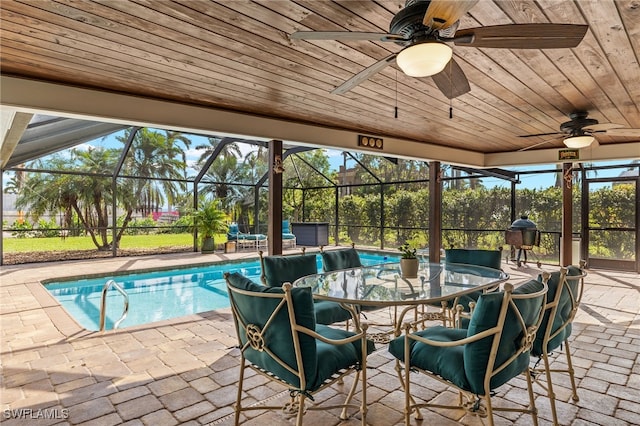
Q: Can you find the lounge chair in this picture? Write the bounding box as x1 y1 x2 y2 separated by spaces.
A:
282 219 296 248
227 222 267 250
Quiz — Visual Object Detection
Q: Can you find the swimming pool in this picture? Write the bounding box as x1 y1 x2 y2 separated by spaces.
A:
45 251 398 331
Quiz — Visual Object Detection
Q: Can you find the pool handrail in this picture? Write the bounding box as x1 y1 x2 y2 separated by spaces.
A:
99 280 130 331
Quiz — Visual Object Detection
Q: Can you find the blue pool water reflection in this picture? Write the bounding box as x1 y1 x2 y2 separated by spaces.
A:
46 252 397 331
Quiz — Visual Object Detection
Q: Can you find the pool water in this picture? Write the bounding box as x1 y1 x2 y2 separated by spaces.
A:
45 252 398 331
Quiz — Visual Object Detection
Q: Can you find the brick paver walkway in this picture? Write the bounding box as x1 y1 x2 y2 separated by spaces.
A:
1 251 638 425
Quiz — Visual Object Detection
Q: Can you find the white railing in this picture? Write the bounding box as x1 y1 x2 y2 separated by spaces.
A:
99 280 129 331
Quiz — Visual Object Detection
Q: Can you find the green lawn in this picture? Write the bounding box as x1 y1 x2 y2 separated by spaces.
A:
2 233 228 252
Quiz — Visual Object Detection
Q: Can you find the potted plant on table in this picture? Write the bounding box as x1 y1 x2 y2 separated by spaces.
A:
188 201 228 254
398 242 419 278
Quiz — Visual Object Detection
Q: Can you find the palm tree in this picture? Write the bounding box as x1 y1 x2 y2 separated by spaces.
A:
239 146 268 183
15 129 192 251
163 130 192 210
114 128 191 245
196 138 244 210
70 148 118 249
3 168 27 222
233 146 268 223
15 148 119 249
195 136 240 164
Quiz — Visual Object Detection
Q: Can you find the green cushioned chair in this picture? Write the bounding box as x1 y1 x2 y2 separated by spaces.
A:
320 244 362 272
259 250 353 325
437 248 504 327
225 272 375 426
389 278 548 426
445 248 503 270
531 261 587 426
320 245 380 316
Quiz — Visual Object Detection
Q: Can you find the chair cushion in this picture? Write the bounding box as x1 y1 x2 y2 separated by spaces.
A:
282 221 295 240
226 272 318 389
310 325 376 391
445 248 502 270
448 291 481 310
262 254 318 287
321 248 362 272
388 326 468 389
227 223 240 240
464 279 544 394
239 233 266 240
532 266 583 356
313 300 353 325
261 255 354 325
318 249 378 316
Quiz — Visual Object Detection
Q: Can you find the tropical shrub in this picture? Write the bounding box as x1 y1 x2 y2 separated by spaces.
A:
32 218 61 238
11 219 33 238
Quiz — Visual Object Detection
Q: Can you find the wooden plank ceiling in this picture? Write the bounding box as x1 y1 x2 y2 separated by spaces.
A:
1 0 639 160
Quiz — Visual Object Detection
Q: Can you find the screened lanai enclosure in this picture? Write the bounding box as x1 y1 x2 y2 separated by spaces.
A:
2 117 638 271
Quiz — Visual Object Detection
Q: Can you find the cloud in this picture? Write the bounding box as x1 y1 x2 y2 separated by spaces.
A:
72 142 93 152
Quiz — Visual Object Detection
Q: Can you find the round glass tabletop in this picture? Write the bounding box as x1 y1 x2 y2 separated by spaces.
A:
293 262 509 307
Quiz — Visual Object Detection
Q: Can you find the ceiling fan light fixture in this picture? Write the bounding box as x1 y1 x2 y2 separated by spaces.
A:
563 135 594 149
396 42 453 77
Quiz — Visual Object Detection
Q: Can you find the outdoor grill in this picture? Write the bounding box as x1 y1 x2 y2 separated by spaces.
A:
505 215 541 267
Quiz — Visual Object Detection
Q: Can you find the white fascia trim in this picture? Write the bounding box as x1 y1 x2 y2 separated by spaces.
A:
485 141 640 167
4 76 637 167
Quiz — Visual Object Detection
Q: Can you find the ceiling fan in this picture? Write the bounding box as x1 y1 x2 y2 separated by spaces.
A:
519 111 640 150
290 0 588 99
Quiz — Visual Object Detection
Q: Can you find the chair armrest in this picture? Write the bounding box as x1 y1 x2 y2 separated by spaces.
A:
401 322 500 347
295 323 369 346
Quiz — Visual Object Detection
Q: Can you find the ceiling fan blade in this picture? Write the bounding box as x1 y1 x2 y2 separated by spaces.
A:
332 53 397 95
423 0 479 30
518 137 562 152
519 132 563 138
431 58 470 99
454 24 588 49
290 31 407 42
602 128 640 137
583 123 625 132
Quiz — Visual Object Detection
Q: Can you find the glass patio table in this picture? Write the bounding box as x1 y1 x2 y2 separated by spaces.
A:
293 262 509 338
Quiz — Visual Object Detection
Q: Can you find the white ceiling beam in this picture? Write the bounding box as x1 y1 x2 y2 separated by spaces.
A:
0 109 33 168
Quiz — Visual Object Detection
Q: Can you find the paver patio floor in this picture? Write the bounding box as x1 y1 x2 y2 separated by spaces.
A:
1 251 638 425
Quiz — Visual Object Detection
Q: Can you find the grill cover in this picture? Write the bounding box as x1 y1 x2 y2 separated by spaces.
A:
506 216 540 247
